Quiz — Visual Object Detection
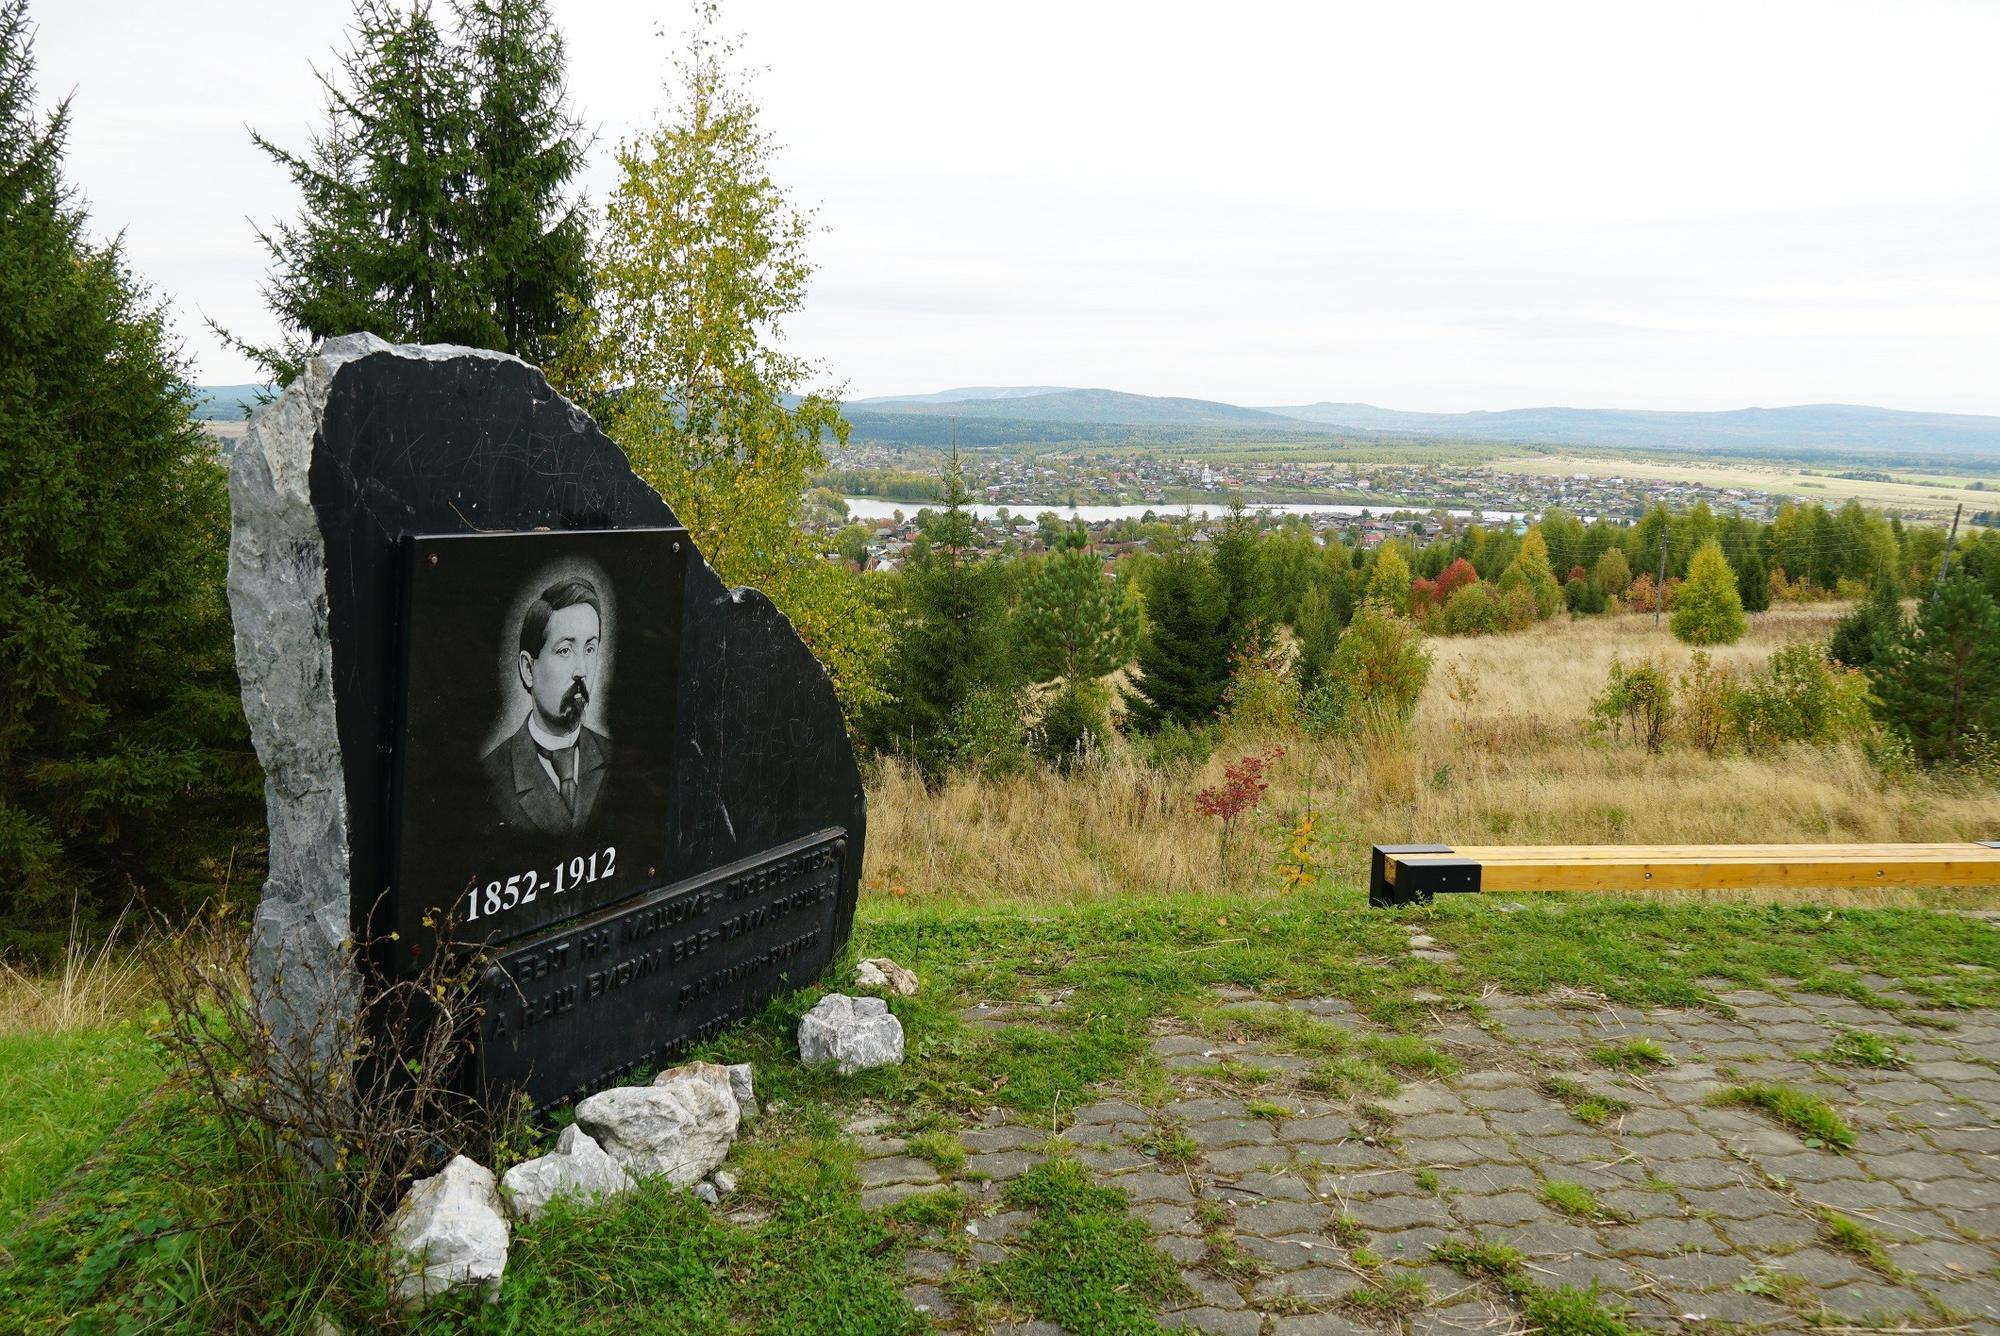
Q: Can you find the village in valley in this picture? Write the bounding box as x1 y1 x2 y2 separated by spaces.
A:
809 444 1797 573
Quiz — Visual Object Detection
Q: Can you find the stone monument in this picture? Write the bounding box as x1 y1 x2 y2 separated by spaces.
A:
228 335 863 1111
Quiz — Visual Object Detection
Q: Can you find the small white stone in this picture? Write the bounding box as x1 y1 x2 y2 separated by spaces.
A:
575 1063 741 1186
711 1168 739 1196
499 1125 634 1222
797 993 905 1075
386 1155 509 1307
694 1180 720 1205
855 957 920 996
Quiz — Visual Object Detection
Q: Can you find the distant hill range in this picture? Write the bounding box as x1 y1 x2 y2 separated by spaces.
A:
842 386 2000 459
194 379 2000 460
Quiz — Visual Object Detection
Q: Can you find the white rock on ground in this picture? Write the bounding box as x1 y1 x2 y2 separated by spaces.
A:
711 1168 738 1196
797 993 906 1074
387 1155 509 1307
727 1062 758 1119
855 957 920 996
574 1062 741 1186
498 1124 635 1223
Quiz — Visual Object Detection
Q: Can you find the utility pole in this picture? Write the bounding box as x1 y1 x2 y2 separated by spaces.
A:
1934 503 1963 597
1654 523 1669 627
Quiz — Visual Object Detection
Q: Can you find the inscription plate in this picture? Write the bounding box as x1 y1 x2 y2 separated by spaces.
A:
390 529 688 962
478 828 846 1108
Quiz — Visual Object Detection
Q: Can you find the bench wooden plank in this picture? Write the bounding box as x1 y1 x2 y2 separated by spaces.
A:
1371 840 2000 905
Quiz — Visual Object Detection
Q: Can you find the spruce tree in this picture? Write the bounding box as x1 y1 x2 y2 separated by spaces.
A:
1829 572 1900 668
454 0 591 364
1670 541 1748 645
1014 523 1140 684
237 0 590 382
0 2 259 949
1125 545 1232 733
1867 576 2000 767
1210 499 1270 657
1293 583 1341 694
865 467 1010 779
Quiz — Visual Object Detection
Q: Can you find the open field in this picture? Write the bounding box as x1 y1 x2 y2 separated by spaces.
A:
866 606 2000 910
1492 453 1994 521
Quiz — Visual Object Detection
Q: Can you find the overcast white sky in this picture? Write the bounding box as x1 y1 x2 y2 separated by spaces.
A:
32 0 2000 413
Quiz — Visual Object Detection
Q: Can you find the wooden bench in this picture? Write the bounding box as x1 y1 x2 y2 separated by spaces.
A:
1368 841 2000 907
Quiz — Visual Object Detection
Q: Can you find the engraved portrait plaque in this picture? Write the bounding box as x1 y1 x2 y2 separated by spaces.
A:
390 529 688 957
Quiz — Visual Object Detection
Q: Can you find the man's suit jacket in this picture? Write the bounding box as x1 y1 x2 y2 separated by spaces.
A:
481 717 611 840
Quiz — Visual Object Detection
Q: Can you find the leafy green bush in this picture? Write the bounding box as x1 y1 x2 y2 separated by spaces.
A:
1438 582 1501 636
949 683 1031 778
1675 651 1735 755
1033 679 1109 772
1221 662 1299 734
1731 643 1870 750
1829 576 1900 669
1300 676 1354 739
1141 719 1215 772
1329 604 1431 724
1590 658 1673 753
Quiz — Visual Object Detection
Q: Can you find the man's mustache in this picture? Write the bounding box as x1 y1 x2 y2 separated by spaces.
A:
558 676 590 723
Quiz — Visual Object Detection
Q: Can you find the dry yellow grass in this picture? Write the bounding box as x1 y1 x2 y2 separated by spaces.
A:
0 908 151 1036
1491 453 1992 521
864 607 2000 909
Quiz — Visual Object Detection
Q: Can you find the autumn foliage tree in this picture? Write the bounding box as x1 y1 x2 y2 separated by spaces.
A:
1670 541 1747 645
554 2 883 712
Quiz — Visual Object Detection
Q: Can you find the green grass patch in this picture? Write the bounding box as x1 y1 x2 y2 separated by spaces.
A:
1538 1179 1628 1224
1197 1230 1262 1280
1710 1083 1857 1150
0 1024 159 1236
883 1185 975 1232
1342 1268 1428 1316
904 1130 966 1176
1244 1099 1291 1122
1819 1029 1904 1068
1539 1076 1631 1126
1818 1208 1899 1276
1431 1237 1525 1279
1519 1280 1639 1336
1129 1126 1199 1169
1327 1214 1364 1246
958 1157 1187 1333
1433 1237 1636 1335
1590 1037 1673 1072
1413 1168 1440 1194
1303 1055 1398 1098
9 890 1997 1326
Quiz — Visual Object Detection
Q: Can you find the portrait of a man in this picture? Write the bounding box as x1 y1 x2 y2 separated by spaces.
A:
482 576 612 838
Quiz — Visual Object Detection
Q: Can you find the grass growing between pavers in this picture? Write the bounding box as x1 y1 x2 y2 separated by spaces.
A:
1433 1237 1640 1336
1817 1028 1905 1068
953 1157 1187 1334
1539 1178 1631 1225
1540 1075 1631 1126
1591 1036 1673 1072
1710 1082 1858 1150
5 887 1999 1330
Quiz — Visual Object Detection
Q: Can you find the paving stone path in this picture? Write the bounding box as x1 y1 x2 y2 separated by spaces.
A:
858 975 2000 1334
